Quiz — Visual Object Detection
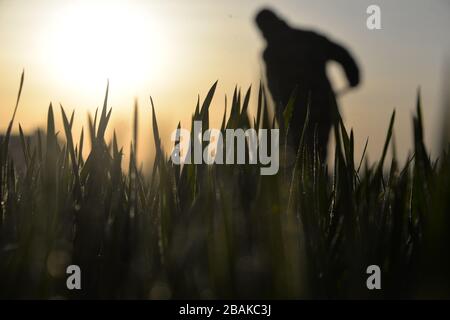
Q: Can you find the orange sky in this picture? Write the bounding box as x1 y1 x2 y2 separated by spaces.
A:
0 0 449 166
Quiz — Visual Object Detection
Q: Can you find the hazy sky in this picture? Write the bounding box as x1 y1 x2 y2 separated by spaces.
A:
0 0 449 164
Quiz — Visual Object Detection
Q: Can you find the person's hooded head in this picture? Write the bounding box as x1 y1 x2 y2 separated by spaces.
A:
255 8 289 42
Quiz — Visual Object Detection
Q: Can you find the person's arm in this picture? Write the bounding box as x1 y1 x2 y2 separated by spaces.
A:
321 35 361 88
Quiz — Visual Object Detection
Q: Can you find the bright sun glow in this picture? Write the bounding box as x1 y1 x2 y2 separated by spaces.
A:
38 1 170 98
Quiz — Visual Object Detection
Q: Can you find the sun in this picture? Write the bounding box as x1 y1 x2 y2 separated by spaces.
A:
38 1 170 98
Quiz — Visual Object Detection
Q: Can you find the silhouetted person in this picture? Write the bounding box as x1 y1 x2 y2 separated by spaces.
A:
255 8 360 160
